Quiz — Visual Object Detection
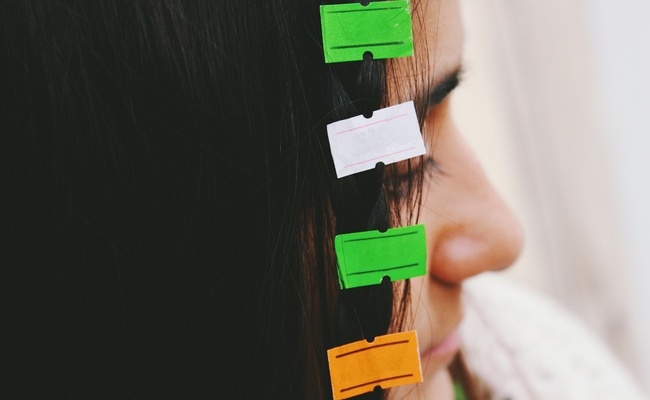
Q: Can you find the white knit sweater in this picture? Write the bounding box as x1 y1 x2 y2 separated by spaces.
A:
459 274 648 400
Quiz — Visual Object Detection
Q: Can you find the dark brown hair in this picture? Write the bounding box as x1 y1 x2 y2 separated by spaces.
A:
0 0 478 399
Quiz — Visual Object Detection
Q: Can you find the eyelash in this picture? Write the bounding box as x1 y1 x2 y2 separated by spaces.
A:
428 72 462 109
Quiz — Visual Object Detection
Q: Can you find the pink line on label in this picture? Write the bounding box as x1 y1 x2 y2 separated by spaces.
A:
334 113 408 135
344 147 417 168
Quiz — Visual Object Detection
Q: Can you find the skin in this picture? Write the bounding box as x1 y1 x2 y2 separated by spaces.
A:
386 0 524 398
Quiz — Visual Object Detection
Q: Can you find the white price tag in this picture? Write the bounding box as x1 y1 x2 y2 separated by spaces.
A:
327 101 425 178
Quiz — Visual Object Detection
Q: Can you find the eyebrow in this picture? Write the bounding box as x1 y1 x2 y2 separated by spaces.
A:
413 65 463 114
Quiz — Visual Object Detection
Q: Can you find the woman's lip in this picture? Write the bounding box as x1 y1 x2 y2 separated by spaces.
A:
420 329 461 359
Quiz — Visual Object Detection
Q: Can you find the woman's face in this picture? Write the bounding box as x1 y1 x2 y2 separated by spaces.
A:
387 0 524 398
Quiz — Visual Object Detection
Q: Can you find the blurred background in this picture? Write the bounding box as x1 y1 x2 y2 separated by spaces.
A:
452 0 650 394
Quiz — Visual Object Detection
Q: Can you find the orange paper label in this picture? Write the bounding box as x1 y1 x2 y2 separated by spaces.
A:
327 331 423 399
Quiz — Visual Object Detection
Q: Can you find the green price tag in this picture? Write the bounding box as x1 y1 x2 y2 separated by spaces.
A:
334 224 426 289
320 0 414 63
454 382 468 400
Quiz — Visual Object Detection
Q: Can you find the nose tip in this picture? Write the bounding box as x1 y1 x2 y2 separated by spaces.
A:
427 201 524 285
418 120 525 286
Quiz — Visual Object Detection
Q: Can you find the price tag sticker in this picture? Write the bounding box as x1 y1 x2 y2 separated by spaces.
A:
327 331 423 400
334 224 426 289
327 101 425 179
320 0 414 63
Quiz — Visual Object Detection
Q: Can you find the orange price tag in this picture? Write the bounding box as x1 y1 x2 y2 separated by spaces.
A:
327 331 423 400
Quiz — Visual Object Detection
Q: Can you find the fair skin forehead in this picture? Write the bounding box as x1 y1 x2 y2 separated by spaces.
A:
386 0 523 398
387 0 464 105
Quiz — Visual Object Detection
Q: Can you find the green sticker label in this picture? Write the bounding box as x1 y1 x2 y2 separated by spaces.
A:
320 0 414 64
334 224 426 289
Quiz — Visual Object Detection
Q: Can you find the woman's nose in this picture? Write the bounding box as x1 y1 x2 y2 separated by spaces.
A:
421 121 524 285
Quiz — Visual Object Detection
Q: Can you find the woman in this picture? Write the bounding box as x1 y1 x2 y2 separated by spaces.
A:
1 0 643 399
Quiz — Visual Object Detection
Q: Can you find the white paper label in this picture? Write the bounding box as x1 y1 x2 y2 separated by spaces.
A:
327 101 425 178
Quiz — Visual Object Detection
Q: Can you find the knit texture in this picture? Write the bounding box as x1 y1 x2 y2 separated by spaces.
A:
460 274 647 400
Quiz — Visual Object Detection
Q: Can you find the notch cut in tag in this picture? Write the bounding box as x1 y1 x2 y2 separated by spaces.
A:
327 101 425 179
320 0 414 63
334 224 426 289
327 331 423 400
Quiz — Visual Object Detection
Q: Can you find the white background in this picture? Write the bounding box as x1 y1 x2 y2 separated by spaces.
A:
453 0 650 393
